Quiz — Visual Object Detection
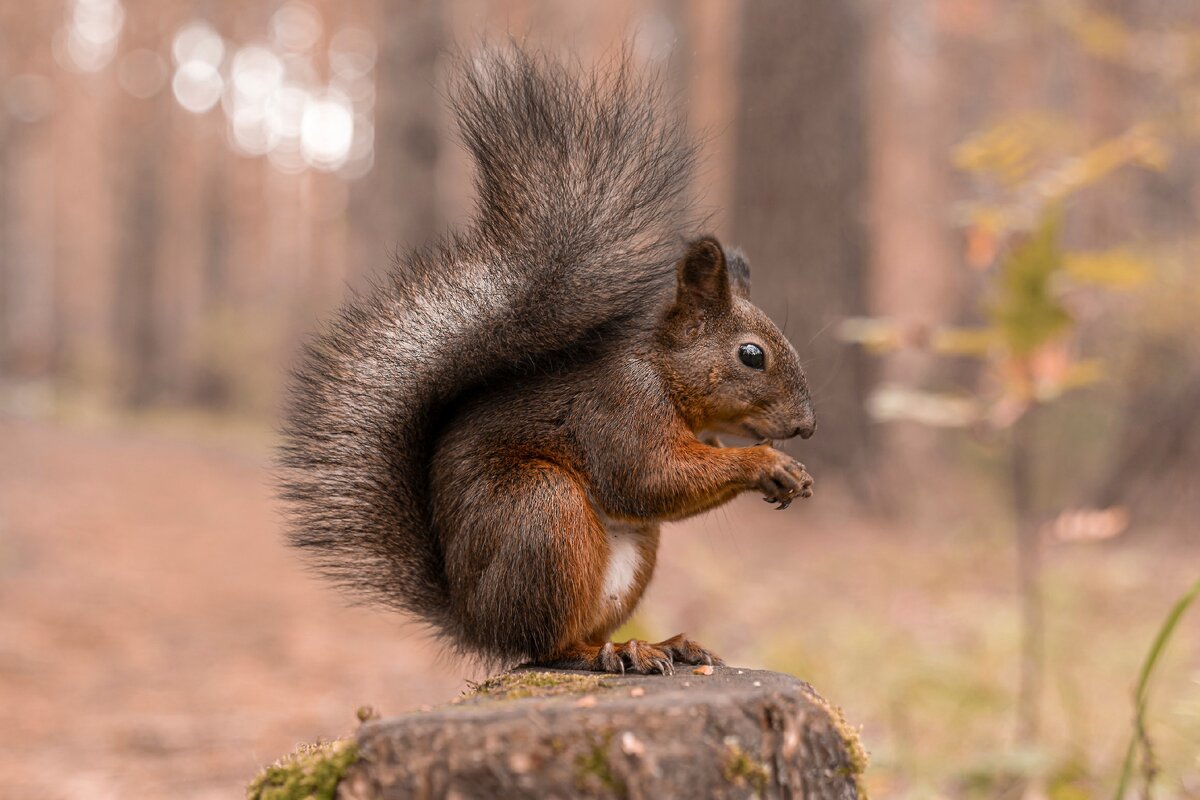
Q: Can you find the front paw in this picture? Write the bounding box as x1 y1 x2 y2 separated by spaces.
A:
754 448 813 509
653 633 724 667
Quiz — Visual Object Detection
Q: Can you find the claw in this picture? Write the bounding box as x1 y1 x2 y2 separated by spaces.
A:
777 499 792 510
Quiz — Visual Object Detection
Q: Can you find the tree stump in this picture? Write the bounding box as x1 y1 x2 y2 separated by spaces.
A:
337 666 866 799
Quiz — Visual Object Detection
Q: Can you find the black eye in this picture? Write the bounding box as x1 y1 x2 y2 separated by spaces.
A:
738 343 765 370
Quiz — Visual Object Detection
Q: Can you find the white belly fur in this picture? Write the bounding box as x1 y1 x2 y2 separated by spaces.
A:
603 529 642 603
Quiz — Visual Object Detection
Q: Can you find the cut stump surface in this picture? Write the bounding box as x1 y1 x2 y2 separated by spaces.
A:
337 666 865 799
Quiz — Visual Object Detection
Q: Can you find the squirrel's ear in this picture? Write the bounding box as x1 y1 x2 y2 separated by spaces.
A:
675 237 732 313
726 248 751 299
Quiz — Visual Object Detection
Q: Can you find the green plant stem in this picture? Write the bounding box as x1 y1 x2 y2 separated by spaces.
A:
1012 405 1043 745
1113 576 1200 800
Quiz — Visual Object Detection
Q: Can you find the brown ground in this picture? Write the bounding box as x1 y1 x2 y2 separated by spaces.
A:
1 416 1197 798
0 418 464 799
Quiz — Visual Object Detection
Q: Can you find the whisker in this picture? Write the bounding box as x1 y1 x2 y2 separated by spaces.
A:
806 317 838 348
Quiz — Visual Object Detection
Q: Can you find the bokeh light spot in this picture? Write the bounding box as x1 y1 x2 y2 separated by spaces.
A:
301 92 354 170
56 0 125 73
173 60 223 114
230 46 284 103
172 21 225 68
270 2 322 54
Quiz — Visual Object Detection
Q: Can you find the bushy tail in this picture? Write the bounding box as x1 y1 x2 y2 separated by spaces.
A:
279 49 696 627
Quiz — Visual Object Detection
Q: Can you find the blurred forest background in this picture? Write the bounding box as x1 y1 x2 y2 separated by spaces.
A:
1 0 1199 798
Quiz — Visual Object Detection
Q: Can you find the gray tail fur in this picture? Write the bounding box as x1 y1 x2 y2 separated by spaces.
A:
279 48 697 629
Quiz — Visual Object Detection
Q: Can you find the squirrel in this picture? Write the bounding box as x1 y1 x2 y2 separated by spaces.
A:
280 49 816 674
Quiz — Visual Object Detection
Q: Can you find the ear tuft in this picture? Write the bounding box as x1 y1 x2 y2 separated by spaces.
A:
675 236 731 313
726 248 751 299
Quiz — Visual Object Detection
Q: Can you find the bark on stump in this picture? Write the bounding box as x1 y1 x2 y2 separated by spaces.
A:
338 666 866 799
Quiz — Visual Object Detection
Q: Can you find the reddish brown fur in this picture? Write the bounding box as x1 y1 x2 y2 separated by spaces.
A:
430 238 814 672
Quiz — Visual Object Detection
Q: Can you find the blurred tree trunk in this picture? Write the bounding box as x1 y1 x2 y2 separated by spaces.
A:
0 14 20 374
0 117 11 374
0 4 59 382
347 0 443 282
732 0 874 494
1093 354 1200 516
192 156 232 408
113 97 169 408
1083 0 1200 519
1 111 57 381
677 0 739 240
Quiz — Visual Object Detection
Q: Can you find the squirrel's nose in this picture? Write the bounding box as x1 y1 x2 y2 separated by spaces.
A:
793 422 816 439
792 410 816 439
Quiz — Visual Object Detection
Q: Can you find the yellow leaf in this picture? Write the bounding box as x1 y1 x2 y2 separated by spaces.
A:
952 113 1075 185
837 317 903 353
1126 123 1170 172
1034 125 1170 203
1062 358 1105 390
989 209 1072 356
1063 249 1153 289
1074 11 1132 61
931 327 995 357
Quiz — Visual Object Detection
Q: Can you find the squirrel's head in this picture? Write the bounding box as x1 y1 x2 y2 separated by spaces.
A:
656 237 816 442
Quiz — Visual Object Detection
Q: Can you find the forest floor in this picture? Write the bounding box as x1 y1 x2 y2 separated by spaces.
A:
0 414 1197 799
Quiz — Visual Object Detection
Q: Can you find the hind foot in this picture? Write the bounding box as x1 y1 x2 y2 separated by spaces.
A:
537 639 675 675
534 634 722 675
